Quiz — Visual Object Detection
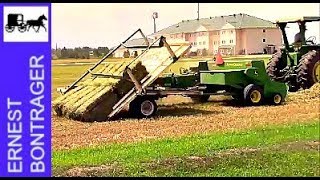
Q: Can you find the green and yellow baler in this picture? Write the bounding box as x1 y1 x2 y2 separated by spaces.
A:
150 59 288 106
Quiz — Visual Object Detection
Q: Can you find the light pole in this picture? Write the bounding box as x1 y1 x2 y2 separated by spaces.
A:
197 3 199 20
152 12 158 33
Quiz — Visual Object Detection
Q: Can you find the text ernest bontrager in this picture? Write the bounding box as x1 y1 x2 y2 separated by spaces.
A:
7 55 46 173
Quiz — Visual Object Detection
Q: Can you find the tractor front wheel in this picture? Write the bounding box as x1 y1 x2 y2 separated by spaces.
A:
243 84 264 106
266 52 287 80
296 50 320 89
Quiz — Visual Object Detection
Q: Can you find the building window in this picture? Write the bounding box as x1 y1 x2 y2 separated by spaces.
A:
203 41 206 45
194 42 197 46
262 38 266 43
230 40 233 43
221 49 224 53
199 42 202 45
189 34 192 37
222 40 226 44
230 30 233 34
263 29 266 33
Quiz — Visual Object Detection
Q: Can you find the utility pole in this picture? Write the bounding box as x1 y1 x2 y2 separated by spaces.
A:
152 12 158 33
197 3 200 20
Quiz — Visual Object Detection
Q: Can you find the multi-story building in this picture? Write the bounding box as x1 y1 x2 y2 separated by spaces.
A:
150 13 282 55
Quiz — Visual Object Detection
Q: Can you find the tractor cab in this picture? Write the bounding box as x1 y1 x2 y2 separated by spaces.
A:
266 16 320 92
276 16 320 54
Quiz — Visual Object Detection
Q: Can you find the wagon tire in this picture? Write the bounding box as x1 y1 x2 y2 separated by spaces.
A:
18 23 27 33
243 84 264 106
5 24 15 33
129 96 157 119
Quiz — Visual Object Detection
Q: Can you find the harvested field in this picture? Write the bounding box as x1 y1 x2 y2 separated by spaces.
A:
52 83 320 151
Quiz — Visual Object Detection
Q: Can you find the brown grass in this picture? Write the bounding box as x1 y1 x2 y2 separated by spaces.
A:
52 84 320 151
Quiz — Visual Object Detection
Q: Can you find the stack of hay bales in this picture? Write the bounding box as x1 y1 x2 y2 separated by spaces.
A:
52 42 190 122
52 60 149 122
287 83 320 102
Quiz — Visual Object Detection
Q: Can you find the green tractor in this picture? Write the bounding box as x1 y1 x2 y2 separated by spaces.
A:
266 16 320 91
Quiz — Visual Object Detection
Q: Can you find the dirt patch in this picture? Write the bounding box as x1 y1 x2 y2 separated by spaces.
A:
146 140 320 171
62 163 122 177
56 140 319 177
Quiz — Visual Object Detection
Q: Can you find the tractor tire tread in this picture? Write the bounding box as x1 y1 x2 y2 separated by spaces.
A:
296 50 319 89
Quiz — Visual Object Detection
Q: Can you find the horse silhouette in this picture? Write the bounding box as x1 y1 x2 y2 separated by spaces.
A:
26 14 47 32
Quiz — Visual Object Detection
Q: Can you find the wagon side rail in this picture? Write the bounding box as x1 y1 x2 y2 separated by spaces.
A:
107 39 191 119
59 28 158 95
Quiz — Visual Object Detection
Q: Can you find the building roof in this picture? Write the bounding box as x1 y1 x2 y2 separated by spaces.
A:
110 37 161 51
151 13 277 36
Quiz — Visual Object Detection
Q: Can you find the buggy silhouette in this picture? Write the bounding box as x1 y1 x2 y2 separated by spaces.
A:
5 14 27 33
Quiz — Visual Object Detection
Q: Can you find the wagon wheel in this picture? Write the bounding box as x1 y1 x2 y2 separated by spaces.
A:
129 96 158 118
5 24 15 33
18 23 27 33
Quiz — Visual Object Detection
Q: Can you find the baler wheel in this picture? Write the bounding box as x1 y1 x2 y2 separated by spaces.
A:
243 84 264 106
269 93 284 106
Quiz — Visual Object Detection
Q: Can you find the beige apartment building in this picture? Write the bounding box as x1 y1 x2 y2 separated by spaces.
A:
150 13 282 55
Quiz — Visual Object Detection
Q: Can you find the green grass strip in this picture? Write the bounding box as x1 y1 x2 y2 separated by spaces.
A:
53 121 319 170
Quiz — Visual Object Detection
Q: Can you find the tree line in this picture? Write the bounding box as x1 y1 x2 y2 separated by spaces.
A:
52 46 110 59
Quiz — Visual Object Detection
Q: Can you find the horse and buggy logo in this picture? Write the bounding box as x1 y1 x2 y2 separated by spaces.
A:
5 13 47 33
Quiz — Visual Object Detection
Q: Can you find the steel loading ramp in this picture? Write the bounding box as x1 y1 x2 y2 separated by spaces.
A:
52 29 191 122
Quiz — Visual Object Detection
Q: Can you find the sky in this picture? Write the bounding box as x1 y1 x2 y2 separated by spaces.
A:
52 3 320 49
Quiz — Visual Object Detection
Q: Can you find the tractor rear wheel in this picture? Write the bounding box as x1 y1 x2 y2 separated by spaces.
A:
266 52 287 80
296 50 320 89
243 84 264 106
129 96 157 118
